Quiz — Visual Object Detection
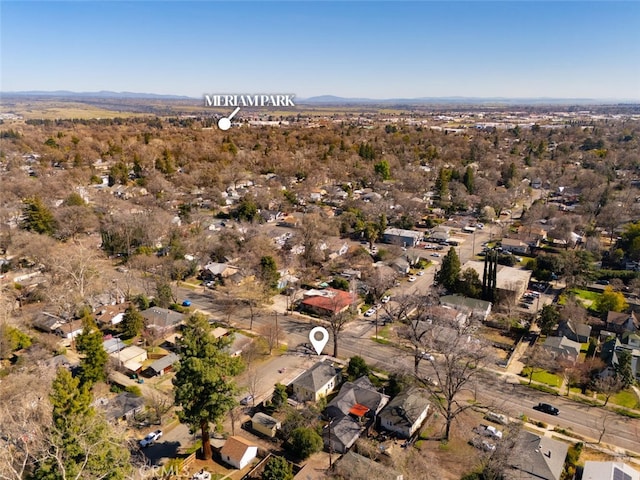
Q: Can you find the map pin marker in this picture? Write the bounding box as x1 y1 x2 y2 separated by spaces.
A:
218 106 241 131
309 326 329 355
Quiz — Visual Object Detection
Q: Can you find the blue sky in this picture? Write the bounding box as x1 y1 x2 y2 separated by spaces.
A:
1 1 639 100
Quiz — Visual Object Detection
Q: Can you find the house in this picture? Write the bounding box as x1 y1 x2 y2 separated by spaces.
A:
224 333 253 357
55 319 84 340
582 461 640 480
430 226 451 242
542 336 582 363
291 360 342 402
504 430 568 480
379 387 430 439
440 295 492 321
461 260 532 301
390 257 411 275
606 311 639 334
251 412 281 438
220 435 258 470
501 238 529 255
557 319 592 343
383 228 422 248
95 303 129 326
110 345 147 372
333 451 404 480
145 352 179 377
325 376 389 420
324 416 364 454
200 262 240 281
300 288 357 317
140 307 185 333
32 312 65 334
98 392 145 422
601 337 640 382
103 337 127 354
323 376 389 453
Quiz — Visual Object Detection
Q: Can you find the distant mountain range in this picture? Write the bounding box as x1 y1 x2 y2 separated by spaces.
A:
2 90 193 100
1 90 637 105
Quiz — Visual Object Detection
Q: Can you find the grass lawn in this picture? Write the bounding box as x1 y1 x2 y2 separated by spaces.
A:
568 288 600 302
610 389 640 409
522 367 562 387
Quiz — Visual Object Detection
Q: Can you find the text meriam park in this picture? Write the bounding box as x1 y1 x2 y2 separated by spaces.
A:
204 94 296 107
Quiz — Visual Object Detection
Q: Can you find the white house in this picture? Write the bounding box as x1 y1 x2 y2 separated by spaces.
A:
220 436 258 470
291 360 341 402
582 461 639 480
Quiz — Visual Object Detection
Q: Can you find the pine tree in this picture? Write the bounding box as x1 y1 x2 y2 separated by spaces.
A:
76 317 109 386
463 165 474 194
34 368 131 479
435 247 461 291
121 305 144 338
263 456 294 480
21 197 56 235
173 313 243 460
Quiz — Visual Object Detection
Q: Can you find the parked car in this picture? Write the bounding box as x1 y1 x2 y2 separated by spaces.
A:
484 411 510 425
182 300 192 307
139 430 163 447
533 402 559 415
430 253 440 257
408 276 417 282
364 308 376 317
240 395 254 406
473 424 503 440
417 270 425 276
420 352 435 361
469 437 496 452
381 295 391 304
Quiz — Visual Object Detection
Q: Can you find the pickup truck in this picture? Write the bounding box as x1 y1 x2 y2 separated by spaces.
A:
473 424 503 440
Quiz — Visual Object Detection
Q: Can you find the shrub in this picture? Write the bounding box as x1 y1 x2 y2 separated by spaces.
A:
287 427 323 459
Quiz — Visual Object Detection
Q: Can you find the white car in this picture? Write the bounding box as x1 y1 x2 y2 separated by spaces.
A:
430 253 440 257
473 424 503 440
417 270 425 276
364 308 376 317
408 276 417 282
420 351 435 361
381 295 391 304
139 430 163 447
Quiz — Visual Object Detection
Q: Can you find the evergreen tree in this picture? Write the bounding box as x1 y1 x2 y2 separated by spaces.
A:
288 427 323 459
76 317 108 386
260 255 280 291
463 165 474 194
262 456 294 480
538 304 560 336
374 160 391 180
20 197 56 235
615 349 635 387
435 247 461 291
121 305 144 338
458 268 482 298
435 168 450 201
33 368 131 479
346 355 370 380
271 383 288 409
173 313 243 460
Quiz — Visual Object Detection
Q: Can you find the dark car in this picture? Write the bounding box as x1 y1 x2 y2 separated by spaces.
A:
533 402 559 415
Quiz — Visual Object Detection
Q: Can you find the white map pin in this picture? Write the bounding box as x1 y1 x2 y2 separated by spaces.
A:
309 326 329 355
218 106 240 131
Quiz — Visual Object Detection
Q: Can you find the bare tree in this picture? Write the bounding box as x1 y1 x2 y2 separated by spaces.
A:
414 316 494 441
521 344 555 385
258 317 284 355
146 390 173 426
593 374 624 406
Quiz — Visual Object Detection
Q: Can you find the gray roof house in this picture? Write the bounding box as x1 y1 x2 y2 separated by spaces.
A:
98 392 145 422
333 451 403 480
145 352 179 376
543 336 582 363
379 387 430 439
383 227 422 248
291 360 342 403
557 319 592 344
323 376 390 453
324 415 365 454
141 307 185 332
325 376 389 420
440 295 492 321
504 431 568 480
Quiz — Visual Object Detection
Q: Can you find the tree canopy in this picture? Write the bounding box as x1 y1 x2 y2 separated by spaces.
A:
435 247 461 291
173 313 244 460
